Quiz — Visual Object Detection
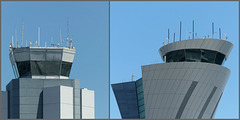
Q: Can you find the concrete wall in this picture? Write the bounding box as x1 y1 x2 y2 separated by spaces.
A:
1 91 8 119
80 88 95 119
6 78 80 119
43 86 73 119
11 47 76 62
141 62 230 119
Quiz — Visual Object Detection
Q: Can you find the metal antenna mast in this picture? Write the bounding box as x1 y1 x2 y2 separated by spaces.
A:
192 20 194 39
38 27 40 47
67 18 69 48
15 26 18 48
12 35 14 47
219 28 221 39
212 22 214 38
22 21 24 47
168 28 169 44
60 28 62 46
173 33 175 42
180 21 182 41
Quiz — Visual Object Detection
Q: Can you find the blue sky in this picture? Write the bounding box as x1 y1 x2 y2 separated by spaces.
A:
110 1 239 119
1 1 109 119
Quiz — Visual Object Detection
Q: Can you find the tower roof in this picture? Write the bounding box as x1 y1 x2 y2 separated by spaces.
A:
159 39 233 61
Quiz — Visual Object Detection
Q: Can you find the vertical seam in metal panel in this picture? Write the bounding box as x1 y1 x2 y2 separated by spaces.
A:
197 87 217 118
175 81 198 119
210 92 223 119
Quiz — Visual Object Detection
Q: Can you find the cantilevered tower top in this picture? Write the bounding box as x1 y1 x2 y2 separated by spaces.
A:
9 47 76 79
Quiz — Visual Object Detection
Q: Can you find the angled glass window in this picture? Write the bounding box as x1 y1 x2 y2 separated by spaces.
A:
139 111 145 119
16 61 31 77
166 50 185 62
136 78 143 87
215 52 225 65
164 49 226 66
186 49 201 62
45 61 61 75
61 61 72 77
201 49 217 63
31 61 45 75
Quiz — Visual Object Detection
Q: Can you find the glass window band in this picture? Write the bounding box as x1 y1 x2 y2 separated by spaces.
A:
164 49 225 65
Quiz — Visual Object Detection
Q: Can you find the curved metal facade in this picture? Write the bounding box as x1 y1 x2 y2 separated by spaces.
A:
159 39 233 60
112 39 233 119
141 62 230 119
141 39 232 119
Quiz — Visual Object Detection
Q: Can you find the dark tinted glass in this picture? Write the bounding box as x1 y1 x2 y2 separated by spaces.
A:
31 61 63 75
215 52 225 65
16 61 31 77
186 49 201 62
31 61 45 75
136 78 142 87
61 61 72 76
201 50 217 63
139 111 145 119
166 50 185 62
45 61 61 75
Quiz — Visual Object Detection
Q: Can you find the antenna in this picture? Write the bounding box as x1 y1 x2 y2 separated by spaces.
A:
67 18 69 48
168 28 169 44
60 28 62 46
67 18 69 40
21 21 24 47
219 28 221 39
132 75 134 81
51 37 53 47
15 26 18 48
180 21 182 41
12 35 14 47
192 20 194 39
212 22 214 38
173 33 175 42
70 39 73 48
189 32 191 39
38 27 40 47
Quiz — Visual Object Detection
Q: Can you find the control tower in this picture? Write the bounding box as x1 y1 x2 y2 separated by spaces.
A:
1 46 95 119
112 22 233 119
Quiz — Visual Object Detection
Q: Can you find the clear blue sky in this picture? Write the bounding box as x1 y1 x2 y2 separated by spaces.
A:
1 1 109 119
110 1 239 119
